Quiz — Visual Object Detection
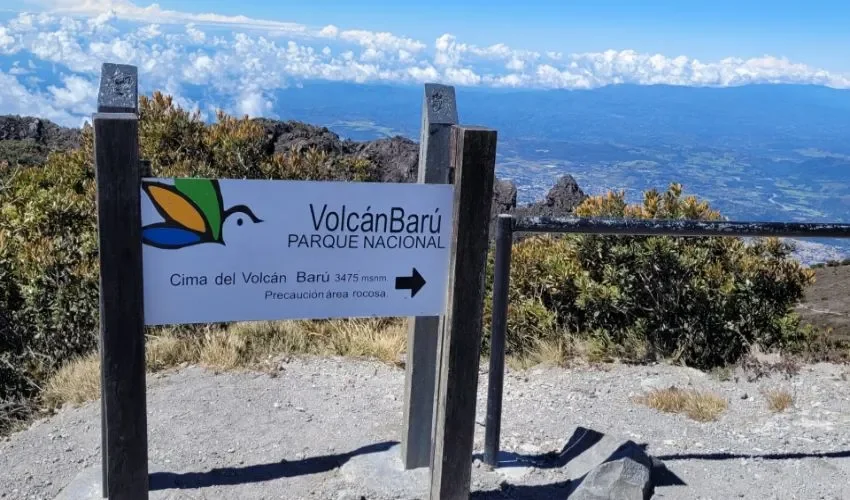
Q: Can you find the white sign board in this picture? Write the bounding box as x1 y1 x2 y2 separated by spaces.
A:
140 178 454 325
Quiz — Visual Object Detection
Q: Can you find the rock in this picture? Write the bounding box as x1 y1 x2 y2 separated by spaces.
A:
354 136 419 183
489 179 519 235
513 174 587 219
0 116 80 149
257 119 352 157
493 179 518 215
0 115 81 167
570 457 653 500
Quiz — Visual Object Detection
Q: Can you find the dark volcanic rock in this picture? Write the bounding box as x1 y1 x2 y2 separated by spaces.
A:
0 115 81 150
493 179 518 216
256 118 420 183
514 174 587 219
256 119 355 157
354 136 419 183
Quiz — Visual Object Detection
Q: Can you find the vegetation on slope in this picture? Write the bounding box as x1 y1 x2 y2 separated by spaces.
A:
485 184 817 368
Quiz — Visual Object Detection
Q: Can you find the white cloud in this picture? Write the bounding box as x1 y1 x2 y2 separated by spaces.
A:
2 4 849 123
47 74 98 114
136 23 160 40
339 29 425 53
236 87 274 117
0 69 85 125
185 24 206 43
36 0 309 34
0 27 18 52
318 25 338 38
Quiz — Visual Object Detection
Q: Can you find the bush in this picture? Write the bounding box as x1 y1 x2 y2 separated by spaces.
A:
0 93 379 429
0 140 51 168
489 184 815 368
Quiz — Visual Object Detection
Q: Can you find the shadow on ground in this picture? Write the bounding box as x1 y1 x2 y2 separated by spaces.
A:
149 441 397 490
476 427 684 486
658 450 850 461
471 480 573 500
472 427 686 499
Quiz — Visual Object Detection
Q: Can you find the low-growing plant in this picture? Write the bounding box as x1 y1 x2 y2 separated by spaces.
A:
635 386 728 422
41 318 406 410
486 184 815 369
764 388 794 413
0 140 51 168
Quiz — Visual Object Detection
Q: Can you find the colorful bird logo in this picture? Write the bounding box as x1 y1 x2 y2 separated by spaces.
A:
142 178 262 249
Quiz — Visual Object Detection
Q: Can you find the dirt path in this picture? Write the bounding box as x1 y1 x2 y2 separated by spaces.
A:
2 357 849 499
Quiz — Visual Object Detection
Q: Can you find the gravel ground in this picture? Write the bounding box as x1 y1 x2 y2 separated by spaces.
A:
1 357 849 499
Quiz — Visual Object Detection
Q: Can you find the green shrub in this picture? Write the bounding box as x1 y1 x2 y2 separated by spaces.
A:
0 140 50 168
488 184 815 368
0 93 379 428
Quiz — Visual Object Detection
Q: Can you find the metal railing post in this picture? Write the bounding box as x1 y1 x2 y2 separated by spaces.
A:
484 214 513 467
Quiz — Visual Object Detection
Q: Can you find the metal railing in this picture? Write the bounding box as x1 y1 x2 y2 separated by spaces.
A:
483 214 850 466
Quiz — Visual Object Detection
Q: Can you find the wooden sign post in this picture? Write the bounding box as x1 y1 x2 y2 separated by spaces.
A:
90 61 496 500
402 83 458 470
430 126 498 500
94 63 149 499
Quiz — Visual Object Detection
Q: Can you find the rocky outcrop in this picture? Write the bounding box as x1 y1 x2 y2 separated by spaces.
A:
257 119 355 157
492 179 518 219
353 136 419 183
257 119 419 183
0 116 81 151
513 175 588 218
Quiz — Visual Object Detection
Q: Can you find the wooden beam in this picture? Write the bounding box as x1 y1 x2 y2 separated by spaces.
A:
95 63 148 500
430 125 498 500
401 83 457 470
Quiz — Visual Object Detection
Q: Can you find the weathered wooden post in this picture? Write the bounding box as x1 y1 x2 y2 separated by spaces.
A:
484 214 513 467
402 83 458 470
94 62 149 499
430 126 497 500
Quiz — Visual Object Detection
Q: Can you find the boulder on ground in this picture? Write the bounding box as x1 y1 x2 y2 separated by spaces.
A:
570 457 653 500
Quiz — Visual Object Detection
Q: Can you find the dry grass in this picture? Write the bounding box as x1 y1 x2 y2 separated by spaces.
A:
764 388 795 413
42 354 101 409
146 333 201 371
41 318 407 410
507 337 574 370
635 386 728 422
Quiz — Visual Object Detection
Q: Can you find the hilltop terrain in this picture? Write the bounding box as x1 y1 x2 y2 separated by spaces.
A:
2 357 849 499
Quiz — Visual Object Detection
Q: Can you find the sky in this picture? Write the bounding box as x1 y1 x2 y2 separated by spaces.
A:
150 0 850 71
0 0 848 126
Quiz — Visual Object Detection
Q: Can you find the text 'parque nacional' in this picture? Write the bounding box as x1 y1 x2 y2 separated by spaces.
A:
287 204 447 250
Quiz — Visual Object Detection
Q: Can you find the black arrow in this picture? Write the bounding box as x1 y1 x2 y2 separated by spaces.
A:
395 268 426 297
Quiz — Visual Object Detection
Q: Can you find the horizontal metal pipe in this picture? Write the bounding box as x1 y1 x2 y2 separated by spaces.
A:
512 216 850 239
